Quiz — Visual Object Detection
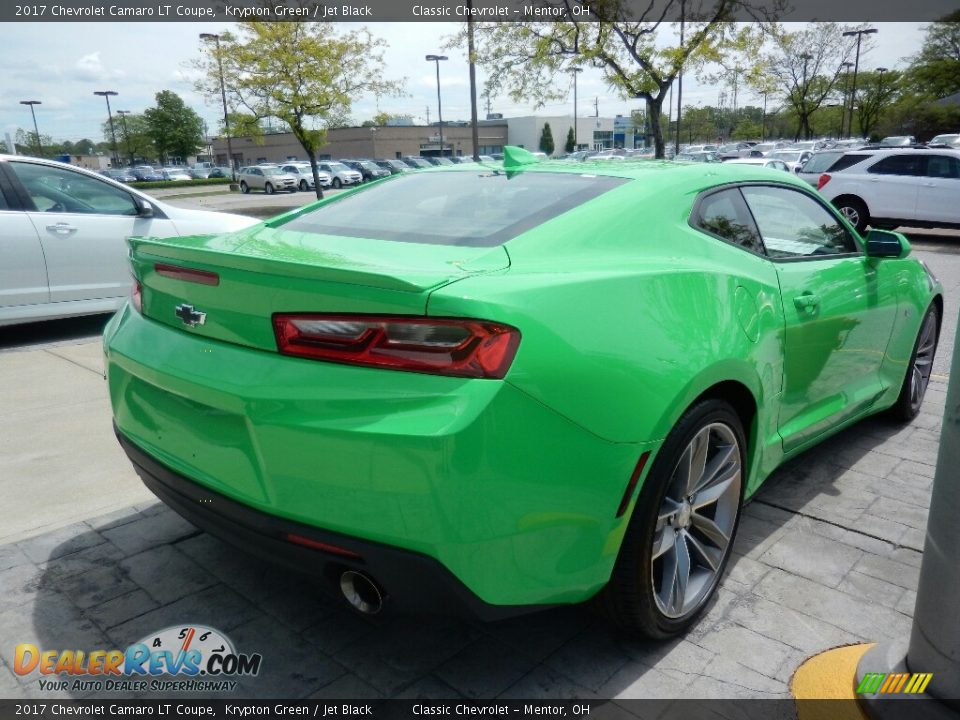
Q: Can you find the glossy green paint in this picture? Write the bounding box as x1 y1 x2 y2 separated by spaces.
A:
104 157 941 607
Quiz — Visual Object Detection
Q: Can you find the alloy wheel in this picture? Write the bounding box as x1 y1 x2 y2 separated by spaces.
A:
651 422 742 618
909 311 938 414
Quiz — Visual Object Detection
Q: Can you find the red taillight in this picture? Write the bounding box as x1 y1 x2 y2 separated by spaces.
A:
817 173 831 190
284 533 362 558
131 279 142 314
155 263 220 286
273 314 521 379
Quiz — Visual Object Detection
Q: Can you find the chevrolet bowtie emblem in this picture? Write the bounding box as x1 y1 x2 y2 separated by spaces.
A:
174 304 206 327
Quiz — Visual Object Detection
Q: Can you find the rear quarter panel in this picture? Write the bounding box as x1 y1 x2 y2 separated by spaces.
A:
427 178 787 495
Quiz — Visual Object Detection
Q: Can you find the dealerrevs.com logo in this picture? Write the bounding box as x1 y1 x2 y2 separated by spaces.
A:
14 625 262 693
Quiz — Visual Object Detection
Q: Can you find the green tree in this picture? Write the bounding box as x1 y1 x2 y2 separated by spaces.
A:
539 122 555 155
15 127 55 156
143 91 205 163
565 126 576 153
194 23 403 199
461 3 763 158
906 11 960 99
854 70 901 138
764 23 862 140
103 114 155 165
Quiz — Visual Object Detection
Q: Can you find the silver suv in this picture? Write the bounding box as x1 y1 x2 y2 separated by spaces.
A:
317 162 362 189
280 162 332 192
817 149 960 232
237 166 297 194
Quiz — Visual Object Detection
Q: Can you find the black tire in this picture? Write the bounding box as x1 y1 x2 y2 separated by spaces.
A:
598 399 746 638
299 180 308 192
889 304 940 422
264 182 275 195
332 177 342 189
833 196 869 233
239 181 249 194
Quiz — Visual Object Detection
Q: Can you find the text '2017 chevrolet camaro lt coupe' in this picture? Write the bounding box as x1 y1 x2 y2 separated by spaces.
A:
104 147 942 638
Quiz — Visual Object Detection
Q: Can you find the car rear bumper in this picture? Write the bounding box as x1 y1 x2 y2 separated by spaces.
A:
104 306 648 607
116 426 543 621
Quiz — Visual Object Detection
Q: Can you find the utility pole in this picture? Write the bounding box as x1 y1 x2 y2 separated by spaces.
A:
569 67 583 150
674 0 685 155
467 2 480 161
200 33 236 182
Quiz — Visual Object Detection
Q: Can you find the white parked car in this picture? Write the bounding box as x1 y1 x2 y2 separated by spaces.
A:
0 155 258 327
279 162 332 191
768 149 814 173
817 148 960 232
724 157 791 172
317 161 362 189
159 167 192 181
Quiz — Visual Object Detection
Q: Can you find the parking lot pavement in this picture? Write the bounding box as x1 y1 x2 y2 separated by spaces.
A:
1 247 958 701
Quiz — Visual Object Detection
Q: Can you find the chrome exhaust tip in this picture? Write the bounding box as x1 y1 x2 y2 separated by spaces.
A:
339 570 384 615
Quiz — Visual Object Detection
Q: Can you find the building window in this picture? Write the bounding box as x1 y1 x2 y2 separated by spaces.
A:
593 131 613 150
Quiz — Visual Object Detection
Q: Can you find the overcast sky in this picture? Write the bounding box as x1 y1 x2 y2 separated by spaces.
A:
0 21 928 147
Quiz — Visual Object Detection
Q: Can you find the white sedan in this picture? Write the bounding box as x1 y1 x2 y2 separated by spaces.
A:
0 155 258 327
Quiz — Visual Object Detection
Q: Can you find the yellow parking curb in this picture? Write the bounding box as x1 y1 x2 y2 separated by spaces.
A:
791 643 874 720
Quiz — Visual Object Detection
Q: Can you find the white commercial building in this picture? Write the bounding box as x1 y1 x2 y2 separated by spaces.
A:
505 115 618 156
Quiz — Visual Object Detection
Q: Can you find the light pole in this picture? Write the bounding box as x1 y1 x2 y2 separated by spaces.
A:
569 67 583 151
425 54 448 157
839 61 854 141
94 91 119 168
466 0 480 161
19 100 42 156
842 27 878 139
116 110 134 167
200 33 236 182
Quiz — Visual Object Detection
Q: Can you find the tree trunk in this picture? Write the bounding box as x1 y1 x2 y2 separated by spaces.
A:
305 148 325 201
648 97 665 159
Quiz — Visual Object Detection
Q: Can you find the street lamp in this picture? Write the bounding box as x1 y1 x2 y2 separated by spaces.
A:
425 54 448 158
840 61 854 141
19 100 42 156
569 67 583 150
116 110 134 167
842 27 878 138
94 91 119 168
200 33 236 182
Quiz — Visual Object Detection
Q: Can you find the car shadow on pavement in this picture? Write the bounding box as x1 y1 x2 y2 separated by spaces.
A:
14 399 937 701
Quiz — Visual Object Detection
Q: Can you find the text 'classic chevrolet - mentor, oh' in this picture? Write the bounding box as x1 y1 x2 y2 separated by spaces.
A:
104 147 942 638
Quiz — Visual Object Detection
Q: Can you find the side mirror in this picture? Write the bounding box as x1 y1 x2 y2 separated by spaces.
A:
865 229 911 259
137 199 154 218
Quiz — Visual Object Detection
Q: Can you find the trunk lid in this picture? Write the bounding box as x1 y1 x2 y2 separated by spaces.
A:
131 225 509 352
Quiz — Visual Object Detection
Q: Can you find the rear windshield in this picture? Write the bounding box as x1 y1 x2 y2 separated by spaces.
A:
279 171 627 247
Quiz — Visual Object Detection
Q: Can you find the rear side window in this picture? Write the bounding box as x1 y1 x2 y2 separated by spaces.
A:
691 188 764 254
279 171 627 247
827 153 872 172
868 155 923 176
924 155 960 178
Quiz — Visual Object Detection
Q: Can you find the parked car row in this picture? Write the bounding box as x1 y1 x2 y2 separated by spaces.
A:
233 155 501 194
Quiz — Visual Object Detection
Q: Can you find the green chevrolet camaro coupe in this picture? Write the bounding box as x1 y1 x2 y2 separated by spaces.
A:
104 147 942 638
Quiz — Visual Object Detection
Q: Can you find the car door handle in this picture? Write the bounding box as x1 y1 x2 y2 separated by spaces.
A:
794 293 821 311
923 182 936 187
45 223 78 235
